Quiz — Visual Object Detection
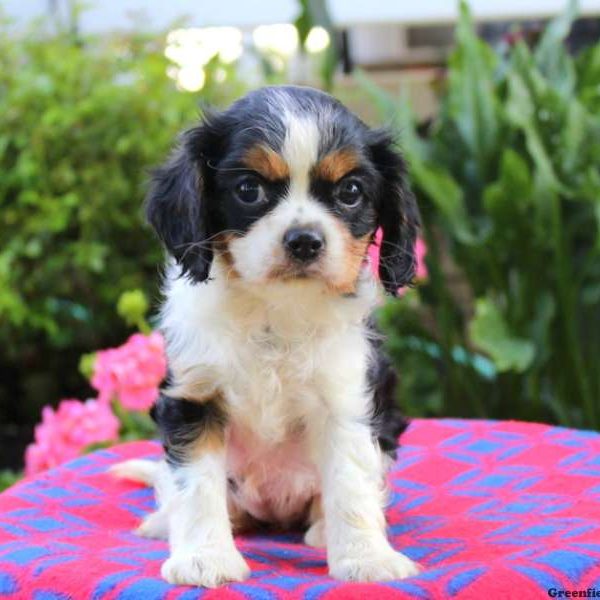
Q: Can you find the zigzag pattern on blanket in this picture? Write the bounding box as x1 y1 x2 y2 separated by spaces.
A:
0 418 599 599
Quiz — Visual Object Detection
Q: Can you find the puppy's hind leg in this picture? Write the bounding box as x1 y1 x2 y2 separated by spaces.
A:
110 459 160 486
111 458 176 541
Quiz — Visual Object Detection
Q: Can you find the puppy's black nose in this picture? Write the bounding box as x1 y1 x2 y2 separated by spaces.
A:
283 228 325 263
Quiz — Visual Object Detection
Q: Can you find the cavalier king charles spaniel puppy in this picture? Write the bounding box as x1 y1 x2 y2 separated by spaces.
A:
114 85 421 587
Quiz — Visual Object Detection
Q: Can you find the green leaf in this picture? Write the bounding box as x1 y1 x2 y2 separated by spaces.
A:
483 148 532 222
505 70 562 192
535 0 578 96
560 98 588 174
527 292 556 365
577 44 600 111
447 1 500 180
469 298 535 373
0 470 21 492
79 351 97 380
410 160 477 245
355 72 430 162
117 288 150 332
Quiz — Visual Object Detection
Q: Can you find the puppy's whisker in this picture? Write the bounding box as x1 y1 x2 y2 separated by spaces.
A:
174 230 245 260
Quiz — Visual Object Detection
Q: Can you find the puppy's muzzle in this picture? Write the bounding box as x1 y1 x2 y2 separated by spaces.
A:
283 227 325 263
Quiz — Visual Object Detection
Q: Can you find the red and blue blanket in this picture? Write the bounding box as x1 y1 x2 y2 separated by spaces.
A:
0 418 599 599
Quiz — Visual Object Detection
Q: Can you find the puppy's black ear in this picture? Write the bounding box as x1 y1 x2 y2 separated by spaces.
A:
145 125 213 283
369 129 421 296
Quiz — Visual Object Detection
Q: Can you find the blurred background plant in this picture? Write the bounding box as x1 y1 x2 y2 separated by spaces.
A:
1 0 599 485
16 290 164 489
0 23 213 430
0 1 335 434
363 1 600 429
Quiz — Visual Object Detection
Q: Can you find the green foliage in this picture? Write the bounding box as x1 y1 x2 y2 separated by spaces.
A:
364 1 600 428
469 299 535 373
0 21 247 422
0 470 21 493
295 0 338 89
78 352 97 380
117 289 151 334
112 400 157 442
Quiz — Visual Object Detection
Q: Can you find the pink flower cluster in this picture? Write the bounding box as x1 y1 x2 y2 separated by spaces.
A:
368 228 428 292
25 399 120 476
92 332 167 412
25 332 167 476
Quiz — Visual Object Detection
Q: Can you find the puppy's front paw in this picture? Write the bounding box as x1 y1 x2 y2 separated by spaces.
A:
161 547 250 587
330 547 421 582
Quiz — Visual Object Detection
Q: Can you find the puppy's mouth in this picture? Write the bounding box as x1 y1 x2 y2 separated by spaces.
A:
268 260 324 281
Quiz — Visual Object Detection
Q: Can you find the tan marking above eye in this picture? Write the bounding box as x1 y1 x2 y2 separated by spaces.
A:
313 149 360 182
243 144 289 181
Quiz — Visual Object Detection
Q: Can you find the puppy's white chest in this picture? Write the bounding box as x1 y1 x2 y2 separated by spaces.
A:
224 323 322 442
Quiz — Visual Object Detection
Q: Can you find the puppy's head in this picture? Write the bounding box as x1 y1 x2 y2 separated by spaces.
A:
146 86 419 295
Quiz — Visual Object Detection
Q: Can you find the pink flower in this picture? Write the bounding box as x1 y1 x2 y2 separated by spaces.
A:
368 228 428 292
415 237 428 280
25 398 120 476
91 332 166 411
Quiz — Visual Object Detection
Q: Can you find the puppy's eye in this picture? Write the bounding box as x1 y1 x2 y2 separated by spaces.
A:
235 177 265 205
336 179 363 208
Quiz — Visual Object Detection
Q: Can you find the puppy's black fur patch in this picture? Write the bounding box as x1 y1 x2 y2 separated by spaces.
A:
151 394 227 466
366 319 409 459
368 129 420 294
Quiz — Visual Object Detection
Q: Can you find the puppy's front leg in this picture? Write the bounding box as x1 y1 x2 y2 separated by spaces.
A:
157 396 249 587
319 415 420 582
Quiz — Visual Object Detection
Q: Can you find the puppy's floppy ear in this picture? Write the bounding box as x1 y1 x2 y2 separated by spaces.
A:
145 124 213 283
369 129 421 296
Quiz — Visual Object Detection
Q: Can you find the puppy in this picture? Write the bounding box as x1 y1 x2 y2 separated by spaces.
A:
114 85 421 587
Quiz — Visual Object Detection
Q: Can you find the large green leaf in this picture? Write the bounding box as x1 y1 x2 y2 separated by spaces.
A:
447 1 500 181
469 299 535 373
355 70 429 160
577 44 600 112
560 98 587 174
410 159 478 245
483 148 532 223
527 292 556 366
535 0 578 96
505 69 562 192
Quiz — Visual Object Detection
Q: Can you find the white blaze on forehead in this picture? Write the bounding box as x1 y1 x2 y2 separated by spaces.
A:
281 112 320 199
228 105 349 284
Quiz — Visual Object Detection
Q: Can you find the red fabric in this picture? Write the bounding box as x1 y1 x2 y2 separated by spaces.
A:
0 418 599 599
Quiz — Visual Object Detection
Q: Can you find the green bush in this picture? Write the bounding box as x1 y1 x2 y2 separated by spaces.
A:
0 23 247 423
362 2 600 428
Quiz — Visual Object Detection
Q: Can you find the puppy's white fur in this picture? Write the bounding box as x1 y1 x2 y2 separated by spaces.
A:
115 108 420 586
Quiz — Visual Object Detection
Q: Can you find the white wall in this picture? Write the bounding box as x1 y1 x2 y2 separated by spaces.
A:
3 0 600 32
329 0 600 25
